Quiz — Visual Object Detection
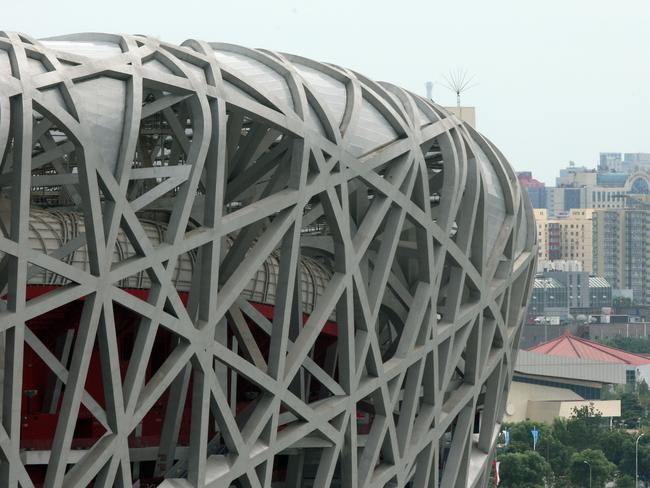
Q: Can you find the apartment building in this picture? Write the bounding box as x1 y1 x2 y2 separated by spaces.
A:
534 208 593 273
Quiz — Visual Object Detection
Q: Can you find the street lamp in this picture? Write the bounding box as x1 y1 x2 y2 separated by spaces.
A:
583 460 592 488
637 433 645 487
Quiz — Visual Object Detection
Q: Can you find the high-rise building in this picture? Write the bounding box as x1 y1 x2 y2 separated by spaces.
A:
556 163 597 187
598 152 650 174
544 171 650 217
534 208 593 273
593 208 650 304
624 153 650 171
600 152 623 172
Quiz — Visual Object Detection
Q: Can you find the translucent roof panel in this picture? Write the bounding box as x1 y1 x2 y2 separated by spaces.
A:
41 40 123 59
213 50 294 111
0 50 10 74
416 105 433 127
346 98 399 157
74 77 126 175
293 63 347 129
474 145 506 255
304 100 327 138
515 201 529 256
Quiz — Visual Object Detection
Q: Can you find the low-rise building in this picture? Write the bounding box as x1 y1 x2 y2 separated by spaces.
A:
505 333 650 424
529 277 568 316
505 348 624 424
527 332 650 384
528 273 611 317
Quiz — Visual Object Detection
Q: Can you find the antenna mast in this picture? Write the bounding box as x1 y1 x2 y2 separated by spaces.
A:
442 69 476 120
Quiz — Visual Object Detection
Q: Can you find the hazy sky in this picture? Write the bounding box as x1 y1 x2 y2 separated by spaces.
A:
3 0 649 184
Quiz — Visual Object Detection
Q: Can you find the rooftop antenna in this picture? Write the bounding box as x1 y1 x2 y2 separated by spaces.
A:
442 69 477 114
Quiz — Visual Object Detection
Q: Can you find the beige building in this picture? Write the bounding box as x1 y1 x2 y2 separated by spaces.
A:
505 381 620 424
504 349 625 424
534 208 594 273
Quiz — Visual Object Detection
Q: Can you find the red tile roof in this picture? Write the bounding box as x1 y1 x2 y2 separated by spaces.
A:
527 331 650 365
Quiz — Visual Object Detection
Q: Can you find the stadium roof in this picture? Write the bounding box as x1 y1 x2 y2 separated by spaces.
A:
527 332 650 365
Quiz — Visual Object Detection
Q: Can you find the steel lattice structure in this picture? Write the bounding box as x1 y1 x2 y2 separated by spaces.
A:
0 32 536 488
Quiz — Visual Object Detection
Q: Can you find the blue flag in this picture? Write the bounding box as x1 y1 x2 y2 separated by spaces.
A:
531 427 539 450
504 430 510 449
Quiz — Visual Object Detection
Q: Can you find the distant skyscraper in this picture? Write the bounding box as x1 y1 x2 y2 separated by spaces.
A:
593 207 650 304
624 153 650 172
599 152 623 172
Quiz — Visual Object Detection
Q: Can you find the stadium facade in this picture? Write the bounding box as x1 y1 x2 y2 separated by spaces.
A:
0 33 536 488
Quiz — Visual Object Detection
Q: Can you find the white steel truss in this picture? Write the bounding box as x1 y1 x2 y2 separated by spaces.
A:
0 32 536 488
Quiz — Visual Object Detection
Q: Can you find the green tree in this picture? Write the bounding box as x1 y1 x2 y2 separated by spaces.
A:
568 449 615 487
499 451 551 488
553 404 606 451
596 335 650 353
616 473 635 488
617 440 650 481
619 391 644 428
598 428 634 467
503 421 574 475
504 421 552 452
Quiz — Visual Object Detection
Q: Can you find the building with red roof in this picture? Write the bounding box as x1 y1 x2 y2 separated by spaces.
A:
501 332 650 424
527 331 650 366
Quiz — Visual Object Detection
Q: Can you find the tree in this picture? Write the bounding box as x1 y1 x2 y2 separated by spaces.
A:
617 440 650 482
616 474 635 488
596 335 650 354
498 451 551 488
553 404 606 451
598 428 634 467
503 420 574 475
568 449 615 487
619 390 644 429
504 421 552 452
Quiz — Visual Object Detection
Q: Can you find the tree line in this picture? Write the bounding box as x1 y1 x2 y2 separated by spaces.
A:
495 399 650 487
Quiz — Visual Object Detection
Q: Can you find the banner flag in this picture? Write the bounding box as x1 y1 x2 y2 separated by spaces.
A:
531 427 539 450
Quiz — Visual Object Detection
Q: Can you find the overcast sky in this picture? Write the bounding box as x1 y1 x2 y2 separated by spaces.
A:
3 0 649 184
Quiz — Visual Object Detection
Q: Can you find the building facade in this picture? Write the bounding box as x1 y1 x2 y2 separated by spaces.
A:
529 277 569 316
541 166 650 217
534 208 594 273
518 171 547 208
528 273 611 317
0 33 536 488
593 208 650 305
599 152 650 174
537 271 611 309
